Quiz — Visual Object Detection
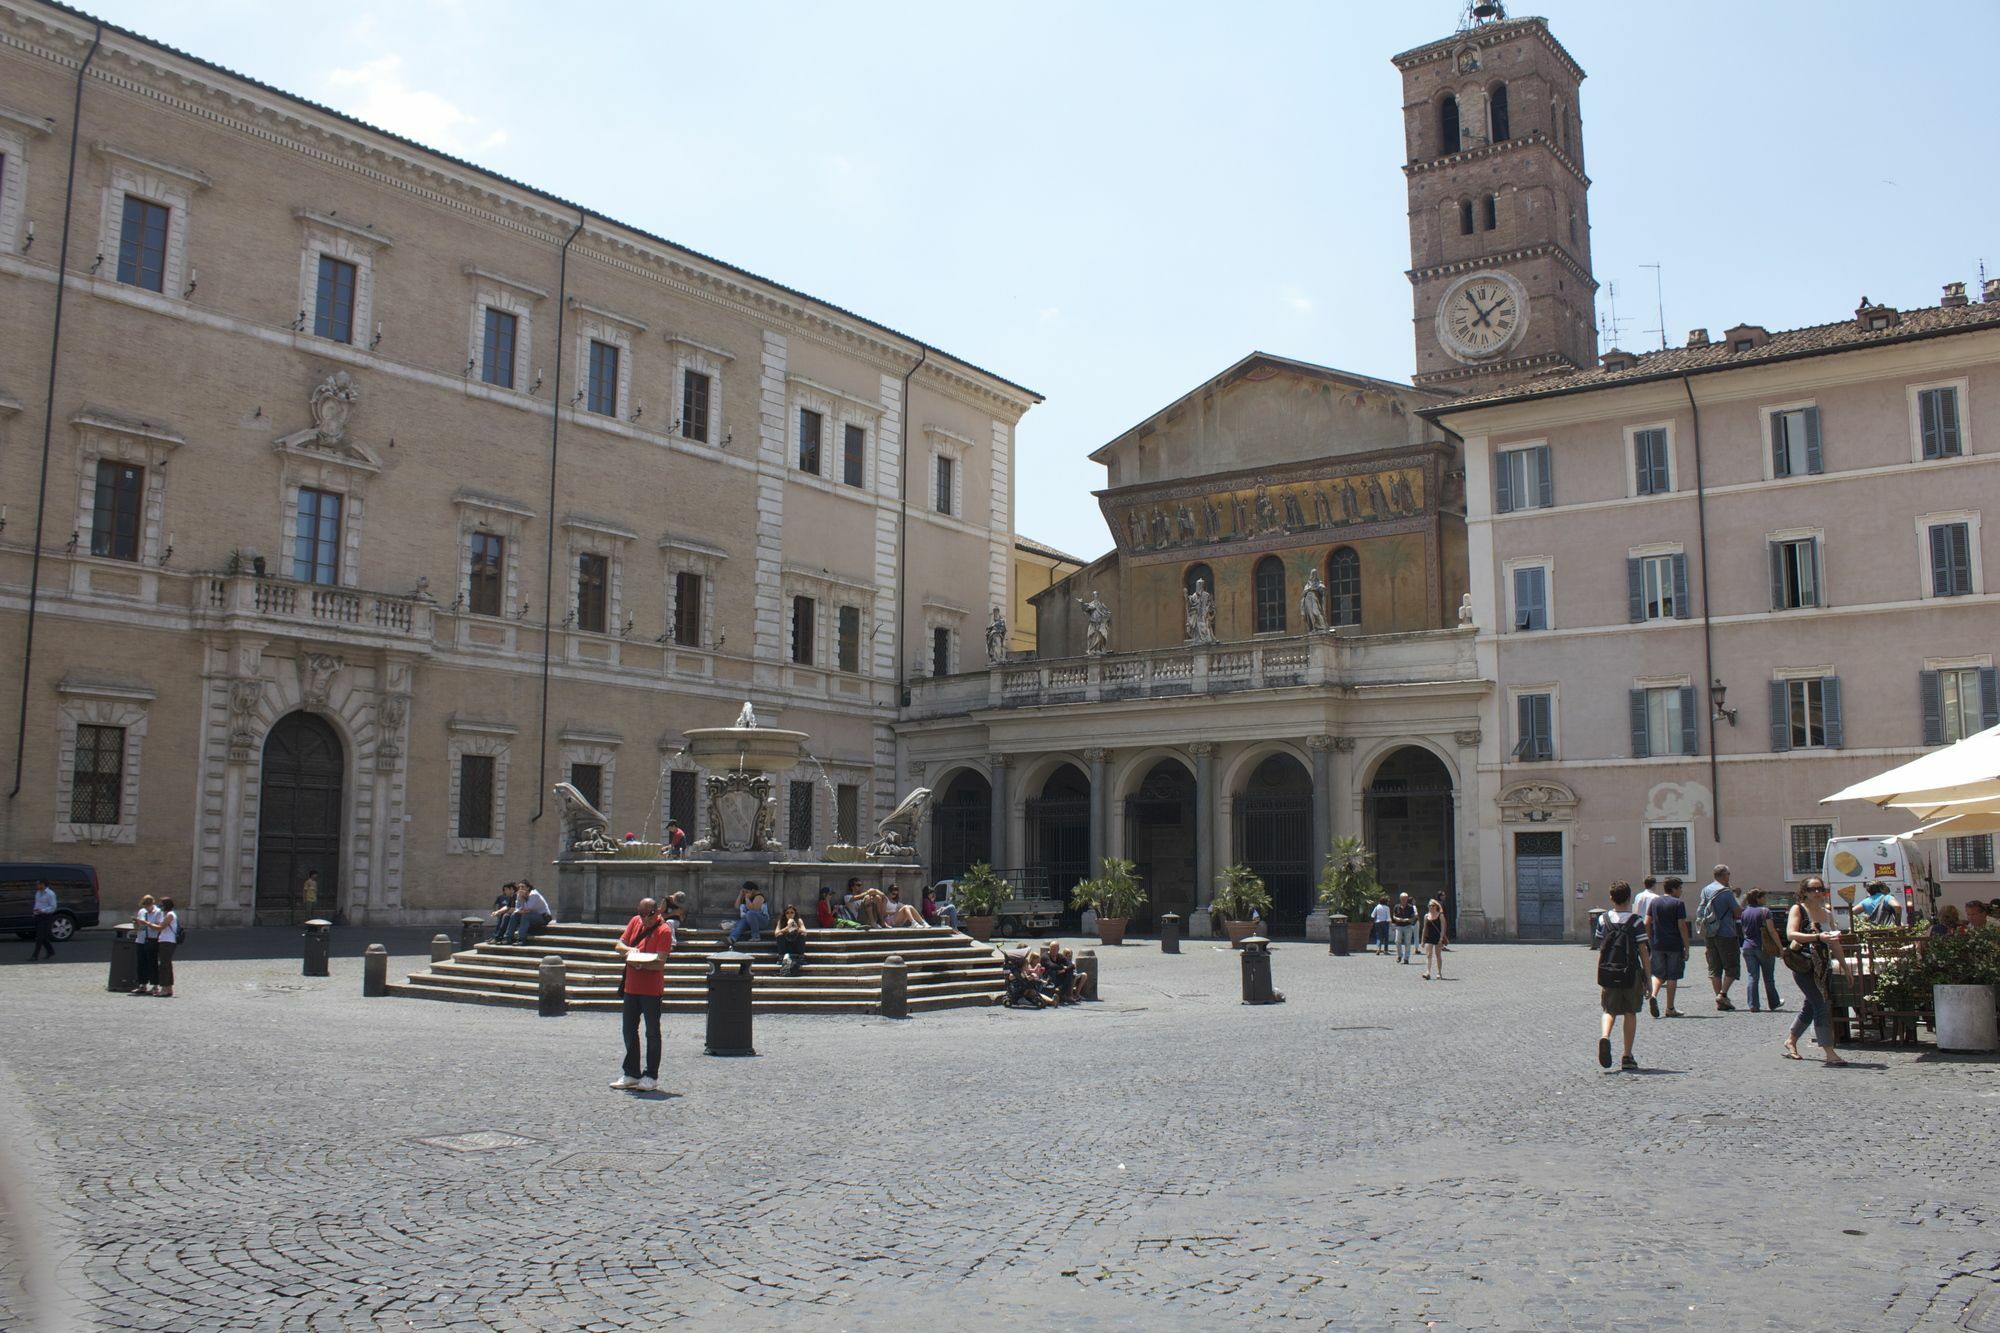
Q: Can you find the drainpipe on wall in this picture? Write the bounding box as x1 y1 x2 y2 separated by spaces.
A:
1681 375 1722 844
530 211 588 825
894 346 928 709
9 24 103 807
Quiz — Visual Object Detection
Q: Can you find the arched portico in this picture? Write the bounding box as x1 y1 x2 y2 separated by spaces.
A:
931 767 992 883
1122 757 1195 929
1232 752 1315 931
1363 744 1458 930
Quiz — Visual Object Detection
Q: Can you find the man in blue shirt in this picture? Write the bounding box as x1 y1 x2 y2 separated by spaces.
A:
1697 865 1742 1011
1645 876 1692 1018
1859 881 1898 926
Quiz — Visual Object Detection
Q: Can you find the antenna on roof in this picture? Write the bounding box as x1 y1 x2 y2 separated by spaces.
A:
1639 263 1668 352
1598 282 1630 354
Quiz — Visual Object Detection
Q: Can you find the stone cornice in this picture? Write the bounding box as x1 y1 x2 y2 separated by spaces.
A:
292 207 393 249
663 332 735 362
1408 242 1598 293
93 139 210 189
0 102 51 135
460 264 548 300
1392 18 1585 84
565 295 647 334
71 407 184 447
1403 129 1590 191
1414 351 1578 389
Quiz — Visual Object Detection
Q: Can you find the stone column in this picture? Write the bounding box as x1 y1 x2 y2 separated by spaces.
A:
1453 728 1489 939
1305 735 1335 941
1189 742 1216 937
988 753 1010 870
1084 748 1109 876
1332 736 1358 840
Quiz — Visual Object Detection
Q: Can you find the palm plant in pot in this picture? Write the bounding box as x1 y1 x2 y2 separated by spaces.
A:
1214 864 1273 948
1318 834 1381 954
1071 857 1148 946
950 862 1010 941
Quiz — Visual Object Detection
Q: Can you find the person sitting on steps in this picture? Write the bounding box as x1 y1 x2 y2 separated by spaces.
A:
726 888 771 946
773 905 808 976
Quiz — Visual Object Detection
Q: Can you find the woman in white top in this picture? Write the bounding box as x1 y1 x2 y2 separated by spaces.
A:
133 894 163 995
154 897 180 997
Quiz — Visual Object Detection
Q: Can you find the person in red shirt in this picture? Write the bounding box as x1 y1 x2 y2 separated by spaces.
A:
814 886 838 928
611 897 675 1092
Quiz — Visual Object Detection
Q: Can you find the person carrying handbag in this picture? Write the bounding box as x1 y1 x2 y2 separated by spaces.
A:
1782 878 1848 1066
1737 887 1784 1012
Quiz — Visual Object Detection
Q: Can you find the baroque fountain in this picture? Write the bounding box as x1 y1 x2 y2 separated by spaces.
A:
553 702 931 925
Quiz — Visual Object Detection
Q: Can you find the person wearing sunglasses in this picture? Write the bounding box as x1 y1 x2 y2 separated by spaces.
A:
1782 878 1848 1066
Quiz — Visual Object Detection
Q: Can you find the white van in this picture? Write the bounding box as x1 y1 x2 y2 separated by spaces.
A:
1821 836 1933 926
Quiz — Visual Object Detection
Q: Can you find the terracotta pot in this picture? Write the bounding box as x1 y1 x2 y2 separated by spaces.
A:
963 915 997 941
1096 917 1128 946
1223 919 1259 948
1346 920 1375 952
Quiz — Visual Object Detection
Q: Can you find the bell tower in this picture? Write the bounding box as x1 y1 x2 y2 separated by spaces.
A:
1394 6 1597 394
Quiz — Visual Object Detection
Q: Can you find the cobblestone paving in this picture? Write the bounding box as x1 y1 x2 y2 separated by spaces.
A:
2 937 1996 1330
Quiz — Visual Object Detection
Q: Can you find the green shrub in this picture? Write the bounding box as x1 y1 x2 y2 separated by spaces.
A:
1316 835 1380 918
1214 864 1272 922
951 863 1011 916
1071 857 1148 919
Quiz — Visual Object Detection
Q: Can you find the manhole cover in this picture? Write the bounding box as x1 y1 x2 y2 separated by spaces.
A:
416 1131 542 1153
544 1151 680 1172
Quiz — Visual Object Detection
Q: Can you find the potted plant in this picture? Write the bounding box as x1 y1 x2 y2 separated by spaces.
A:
1870 924 2000 1051
1214 864 1273 948
1317 835 1381 954
1071 856 1148 946
950 862 1010 941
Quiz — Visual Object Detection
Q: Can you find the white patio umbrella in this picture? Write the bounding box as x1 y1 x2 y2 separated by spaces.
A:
1895 807 2000 841
1821 723 2000 815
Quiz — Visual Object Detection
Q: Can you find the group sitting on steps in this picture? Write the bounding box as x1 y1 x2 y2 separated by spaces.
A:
1002 941 1083 1008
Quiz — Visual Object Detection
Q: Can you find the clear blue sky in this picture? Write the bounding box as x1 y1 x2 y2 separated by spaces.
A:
80 0 2000 559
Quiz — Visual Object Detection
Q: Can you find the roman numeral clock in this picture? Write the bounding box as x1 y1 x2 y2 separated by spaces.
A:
1435 270 1529 363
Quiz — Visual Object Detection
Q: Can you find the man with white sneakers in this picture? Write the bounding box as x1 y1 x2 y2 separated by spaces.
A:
611 897 675 1093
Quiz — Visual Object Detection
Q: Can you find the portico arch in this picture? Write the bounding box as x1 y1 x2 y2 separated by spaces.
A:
1025 762 1092 905
1122 757 1195 929
931 767 992 884
1363 744 1457 931
1231 751 1314 932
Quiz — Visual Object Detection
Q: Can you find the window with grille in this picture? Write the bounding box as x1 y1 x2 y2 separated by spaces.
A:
587 340 620 416
90 460 144 561
788 780 815 850
69 724 124 824
836 784 860 846
1633 428 1670 494
468 532 504 615
681 370 710 442
836 605 861 673
791 595 816 665
293 487 342 585
1946 834 1994 875
1327 548 1361 627
932 627 951 677
481 308 517 388
1788 823 1832 877
668 769 697 836
1253 557 1286 634
672 571 703 647
797 408 822 475
457 754 495 840
116 196 169 291
1770 407 1822 477
1928 522 1973 597
843 423 865 487
568 763 602 810
575 553 608 633
1648 825 1690 877
1918 386 1962 459
314 255 357 343
935 455 954 514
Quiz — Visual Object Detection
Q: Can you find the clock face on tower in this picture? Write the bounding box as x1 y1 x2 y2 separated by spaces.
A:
1435 270 1529 362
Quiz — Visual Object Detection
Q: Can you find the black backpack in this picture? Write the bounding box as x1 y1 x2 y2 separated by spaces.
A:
1597 914 1640 988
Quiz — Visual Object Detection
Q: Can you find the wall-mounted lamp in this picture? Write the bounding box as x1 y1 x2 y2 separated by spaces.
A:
370 322 383 350
183 267 198 299
464 356 476 377
721 431 733 448
448 592 465 614
292 310 307 332
66 530 78 554
88 252 103 273
20 221 33 253
629 403 644 423
0 504 7 535
1710 679 1738 727
514 600 532 621
560 610 576 629
570 389 586 406
158 540 174 567
530 369 544 395
619 616 634 638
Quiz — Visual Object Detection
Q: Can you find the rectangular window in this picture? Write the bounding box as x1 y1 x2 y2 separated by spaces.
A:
313 255 357 343
1769 537 1821 609
932 626 952 677
843 423 866 487
1648 825 1690 878
575 552 609 633
798 408 823 475
788 779 815 851
935 456 955 515
668 769 697 836
468 532 505 616
791 595 816 665
1946 834 1995 875
69 723 124 824
568 763 603 810
1633 427 1670 495
1770 407 1822 477
672 570 703 647
116 195 170 292
1494 444 1552 513
293 487 342 585
1929 522 1973 597
586 340 620 416
1926 666 1998 746
1630 685 1698 758
836 604 861 673
1512 565 1547 632
681 370 710 442
1628 553 1687 622
1787 678 1831 749
1919 386 1963 459
90 460 144 561
1512 692 1554 761
481 307 517 388
1789 822 1833 878
836 783 860 846
457 754 495 840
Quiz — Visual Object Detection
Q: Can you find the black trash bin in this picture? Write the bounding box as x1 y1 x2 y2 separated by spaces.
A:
108 922 138 993
1240 936 1283 1004
302 918 331 977
1159 913 1182 955
705 949 756 1056
1329 913 1350 956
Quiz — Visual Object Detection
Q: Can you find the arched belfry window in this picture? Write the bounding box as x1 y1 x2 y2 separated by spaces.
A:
1489 83 1511 142
1482 193 1498 232
1327 547 1361 628
1459 200 1475 236
1253 557 1287 634
1438 95 1460 155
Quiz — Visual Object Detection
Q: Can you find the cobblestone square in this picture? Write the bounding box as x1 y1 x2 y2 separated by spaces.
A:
2 936 1996 1330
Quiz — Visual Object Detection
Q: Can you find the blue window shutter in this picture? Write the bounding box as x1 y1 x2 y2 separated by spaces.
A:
1769 542 1785 610
1672 554 1691 619
1823 676 1844 749
1630 689 1650 758
1804 407 1823 474
1495 454 1515 513
1680 686 1699 756
1981 667 1999 730
1535 446 1554 508
1516 693 1534 757
1940 389 1962 454
1626 558 1644 623
1919 390 1940 458
1769 679 1791 752
1950 524 1972 595
1534 694 1553 759
1921 670 1944 745
1930 525 1954 596
1808 538 1823 607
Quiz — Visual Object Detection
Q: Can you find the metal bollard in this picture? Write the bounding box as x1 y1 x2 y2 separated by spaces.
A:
880 954 909 1019
460 915 486 951
301 918 332 977
1159 913 1182 955
1077 948 1099 1001
538 955 567 1016
705 949 756 1055
431 933 453 963
1241 936 1284 1005
107 921 138 993
363 943 388 997
1329 914 1350 957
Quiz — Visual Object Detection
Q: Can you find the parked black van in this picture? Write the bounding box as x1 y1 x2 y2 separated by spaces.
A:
1 863 102 941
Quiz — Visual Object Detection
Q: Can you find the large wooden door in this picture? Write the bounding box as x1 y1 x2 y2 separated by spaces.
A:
256 712 344 925
1514 831 1566 940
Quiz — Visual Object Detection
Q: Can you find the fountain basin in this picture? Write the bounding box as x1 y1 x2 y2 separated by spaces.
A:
682 726 809 775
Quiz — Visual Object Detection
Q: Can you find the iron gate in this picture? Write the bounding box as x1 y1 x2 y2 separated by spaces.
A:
1025 796 1091 903
932 799 992 884
1234 793 1312 930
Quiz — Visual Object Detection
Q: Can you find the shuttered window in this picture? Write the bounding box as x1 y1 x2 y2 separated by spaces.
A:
313 256 357 343
1627 553 1689 622
1918 386 1962 459
1770 407 1822 477
1513 693 1553 761
1921 666 1999 745
791 595 816 665
672 571 703 647
1630 686 1699 758
481 308 517 388
117 196 170 291
1769 538 1820 609
680 370 710 442
843 423 866 487
586 341 620 416
90 460 145 561
1632 428 1670 494
1770 676 1842 751
1928 522 1973 597
575 553 608 633
1511 565 1548 631
1495 445 1552 513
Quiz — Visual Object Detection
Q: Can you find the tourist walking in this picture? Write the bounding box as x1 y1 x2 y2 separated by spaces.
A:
132 895 163 995
28 881 58 961
1596 881 1650 1070
1420 899 1448 979
1370 897 1392 954
1697 865 1742 1011
611 897 675 1092
1783 879 1848 1065
154 898 180 997
1632 876 1660 924
1737 888 1784 1012
1644 876 1690 1018
1391 893 1418 965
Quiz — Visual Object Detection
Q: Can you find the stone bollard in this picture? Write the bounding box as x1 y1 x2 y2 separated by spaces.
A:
460 915 485 951
301 918 332 977
1077 948 1099 1001
108 921 138 993
705 950 756 1055
430 933 453 963
538 955 567 1017
363 944 388 997
1159 913 1181 955
1241 936 1284 1005
880 954 909 1019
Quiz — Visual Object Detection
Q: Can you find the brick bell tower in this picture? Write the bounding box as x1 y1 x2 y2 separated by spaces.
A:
1394 6 1597 394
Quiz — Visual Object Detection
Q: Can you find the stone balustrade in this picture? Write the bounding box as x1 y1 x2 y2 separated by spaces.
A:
199 573 437 646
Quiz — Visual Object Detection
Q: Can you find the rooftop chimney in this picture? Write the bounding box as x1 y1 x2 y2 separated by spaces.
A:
1985 277 2000 304
1686 328 1711 348
1854 297 1898 332
1941 282 1969 308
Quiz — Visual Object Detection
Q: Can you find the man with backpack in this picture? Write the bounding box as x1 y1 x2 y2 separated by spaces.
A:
1597 881 1651 1070
1859 881 1898 927
1697 864 1742 1011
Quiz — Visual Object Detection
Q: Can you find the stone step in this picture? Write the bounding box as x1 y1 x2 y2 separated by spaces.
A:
461 947 1002 976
